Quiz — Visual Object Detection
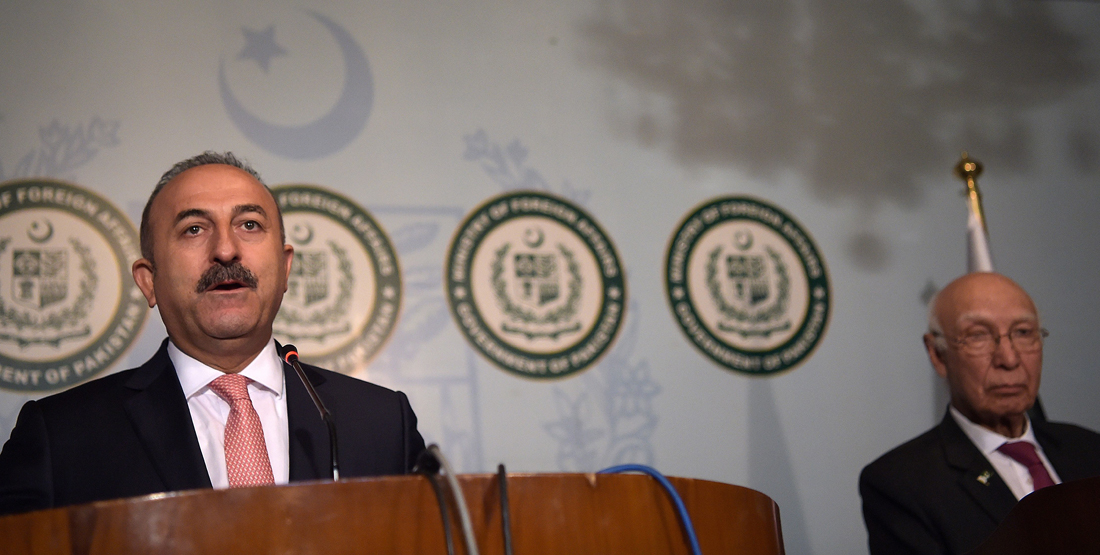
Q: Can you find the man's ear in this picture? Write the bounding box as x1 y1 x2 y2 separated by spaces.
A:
281 243 294 292
132 258 157 308
924 333 948 380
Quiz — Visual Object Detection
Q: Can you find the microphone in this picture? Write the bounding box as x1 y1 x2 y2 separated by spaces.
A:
282 344 340 481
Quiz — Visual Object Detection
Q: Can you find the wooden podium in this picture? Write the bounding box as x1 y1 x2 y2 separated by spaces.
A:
0 474 784 554
968 475 1100 555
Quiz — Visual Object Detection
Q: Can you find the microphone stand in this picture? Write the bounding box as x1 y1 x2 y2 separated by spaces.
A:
282 345 340 481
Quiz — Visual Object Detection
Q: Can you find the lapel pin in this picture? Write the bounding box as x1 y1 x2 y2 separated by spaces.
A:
977 470 992 485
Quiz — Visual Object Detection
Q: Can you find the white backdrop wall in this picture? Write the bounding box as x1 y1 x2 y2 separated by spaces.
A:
2 1 1100 553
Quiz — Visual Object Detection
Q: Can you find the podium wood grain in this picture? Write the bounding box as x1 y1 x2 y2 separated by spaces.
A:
0 474 784 554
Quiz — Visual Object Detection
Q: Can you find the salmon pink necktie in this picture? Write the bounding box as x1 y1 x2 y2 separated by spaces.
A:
208 374 275 487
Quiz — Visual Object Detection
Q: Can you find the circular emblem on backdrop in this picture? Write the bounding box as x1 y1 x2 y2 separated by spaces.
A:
271 185 401 374
0 180 148 392
446 191 626 379
666 197 830 375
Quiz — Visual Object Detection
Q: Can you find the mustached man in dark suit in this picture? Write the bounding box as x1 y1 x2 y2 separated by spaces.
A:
859 272 1100 555
0 152 425 515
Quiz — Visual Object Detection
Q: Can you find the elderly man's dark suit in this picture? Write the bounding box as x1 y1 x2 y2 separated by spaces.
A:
0 340 426 515
859 410 1100 555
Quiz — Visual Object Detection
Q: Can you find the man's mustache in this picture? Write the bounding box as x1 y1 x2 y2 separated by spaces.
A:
195 262 259 293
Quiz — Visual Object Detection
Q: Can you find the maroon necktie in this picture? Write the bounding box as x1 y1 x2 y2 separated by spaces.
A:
208 374 275 488
997 441 1056 492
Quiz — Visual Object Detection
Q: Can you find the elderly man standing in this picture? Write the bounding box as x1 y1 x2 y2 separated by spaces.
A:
0 152 425 515
860 272 1100 555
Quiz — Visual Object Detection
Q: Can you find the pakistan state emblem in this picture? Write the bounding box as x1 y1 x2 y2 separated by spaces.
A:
666 197 830 375
447 191 625 379
272 186 402 375
0 180 148 391
492 230 583 340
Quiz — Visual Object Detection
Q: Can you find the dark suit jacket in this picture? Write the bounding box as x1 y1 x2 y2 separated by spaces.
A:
859 410 1100 555
0 340 426 515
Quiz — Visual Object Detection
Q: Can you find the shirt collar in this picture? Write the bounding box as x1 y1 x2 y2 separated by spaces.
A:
170 339 285 399
949 405 1039 456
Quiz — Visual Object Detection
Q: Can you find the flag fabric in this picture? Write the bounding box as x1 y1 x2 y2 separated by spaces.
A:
966 199 994 273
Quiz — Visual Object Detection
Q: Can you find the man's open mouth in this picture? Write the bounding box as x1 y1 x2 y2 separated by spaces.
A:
208 280 248 292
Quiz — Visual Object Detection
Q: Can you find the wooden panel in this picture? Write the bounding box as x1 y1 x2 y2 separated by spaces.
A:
0 474 784 555
969 475 1100 555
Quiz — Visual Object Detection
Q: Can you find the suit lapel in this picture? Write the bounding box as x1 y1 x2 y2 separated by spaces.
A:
122 341 212 491
938 414 1018 524
286 361 331 481
1035 419 1084 482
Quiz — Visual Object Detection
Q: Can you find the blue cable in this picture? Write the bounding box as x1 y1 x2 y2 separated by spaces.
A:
598 464 703 555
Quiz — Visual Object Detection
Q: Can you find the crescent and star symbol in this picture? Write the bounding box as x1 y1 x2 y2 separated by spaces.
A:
523 227 545 248
289 223 314 245
28 220 54 243
734 229 753 251
219 10 373 160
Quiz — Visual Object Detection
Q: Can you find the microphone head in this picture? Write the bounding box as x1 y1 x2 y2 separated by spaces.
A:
282 344 300 364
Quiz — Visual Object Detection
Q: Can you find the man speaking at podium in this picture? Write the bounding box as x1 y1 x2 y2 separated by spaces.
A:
860 272 1100 554
0 152 425 515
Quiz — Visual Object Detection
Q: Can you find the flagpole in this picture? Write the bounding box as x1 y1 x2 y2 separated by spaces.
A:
955 152 995 272
954 152 987 233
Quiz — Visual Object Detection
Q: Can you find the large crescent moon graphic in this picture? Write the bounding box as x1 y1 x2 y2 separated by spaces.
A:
219 10 373 160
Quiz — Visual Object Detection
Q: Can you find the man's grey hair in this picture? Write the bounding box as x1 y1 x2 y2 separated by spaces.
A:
926 289 948 353
139 151 284 265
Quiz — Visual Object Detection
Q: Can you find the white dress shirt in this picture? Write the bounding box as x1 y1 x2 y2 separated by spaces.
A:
170 339 290 488
950 406 1061 500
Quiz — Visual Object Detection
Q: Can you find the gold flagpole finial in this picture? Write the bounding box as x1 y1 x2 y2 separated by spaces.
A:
954 151 983 183
954 151 987 232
